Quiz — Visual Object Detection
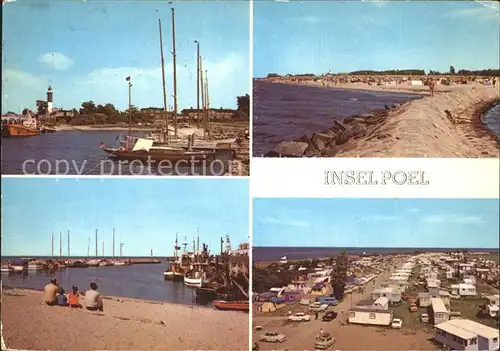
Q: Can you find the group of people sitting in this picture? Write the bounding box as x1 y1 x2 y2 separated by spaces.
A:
43 278 104 312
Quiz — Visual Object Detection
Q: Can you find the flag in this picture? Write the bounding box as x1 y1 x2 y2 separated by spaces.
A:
125 76 131 81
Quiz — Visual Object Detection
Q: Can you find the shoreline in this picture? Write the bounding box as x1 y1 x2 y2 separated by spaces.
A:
1 287 248 350
263 82 500 157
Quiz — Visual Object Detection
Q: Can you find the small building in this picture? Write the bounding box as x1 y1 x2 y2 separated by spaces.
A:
419 292 432 307
435 318 500 351
372 287 402 303
348 308 393 326
431 298 450 325
451 284 477 297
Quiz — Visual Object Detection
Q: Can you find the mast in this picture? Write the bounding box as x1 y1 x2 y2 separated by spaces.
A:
159 19 169 143
174 233 179 259
200 58 206 140
196 228 200 256
205 69 210 139
195 40 200 128
95 229 98 257
102 240 104 257
87 237 90 259
171 7 178 138
51 232 54 259
67 230 70 257
59 231 62 257
128 79 132 136
113 228 115 258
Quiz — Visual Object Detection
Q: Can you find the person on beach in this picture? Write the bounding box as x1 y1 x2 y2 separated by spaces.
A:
43 278 59 306
56 288 69 306
84 282 103 312
429 78 436 97
69 285 83 308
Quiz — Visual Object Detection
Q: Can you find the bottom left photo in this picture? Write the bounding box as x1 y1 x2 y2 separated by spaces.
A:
1 177 250 351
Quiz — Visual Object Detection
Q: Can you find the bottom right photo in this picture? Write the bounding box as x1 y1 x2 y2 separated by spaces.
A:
252 198 500 351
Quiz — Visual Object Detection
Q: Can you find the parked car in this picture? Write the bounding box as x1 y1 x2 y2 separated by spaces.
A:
259 332 287 343
322 311 338 321
391 318 403 329
421 313 429 323
316 296 338 306
288 312 311 322
315 332 335 350
309 302 329 312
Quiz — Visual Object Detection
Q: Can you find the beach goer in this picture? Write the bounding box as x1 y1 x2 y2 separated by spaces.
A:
43 278 59 306
315 311 319 320
84 282 103 312
69 285 83 308
429 79 435 97
56 288 69 306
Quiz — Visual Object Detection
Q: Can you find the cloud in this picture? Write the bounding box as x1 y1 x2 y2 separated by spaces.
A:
38 52 74 70
361 0 390 8
289 15 321 24
2 69 47 113
423 214 484 225
444 4 500 21
262 217 311 227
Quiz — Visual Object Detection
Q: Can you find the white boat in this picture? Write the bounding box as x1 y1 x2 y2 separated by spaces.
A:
184 275 203 288
27 263 43 270
164 270 184 281
11 265 25 272
280 255 287 264
99 260 111 267
1 265 13 273
113 261 128 266
87 259 100 267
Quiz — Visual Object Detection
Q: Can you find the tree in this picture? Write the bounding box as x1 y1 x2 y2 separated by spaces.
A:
331 250 348 301
236 94 249 116
80 101 96 115
449 66 456 75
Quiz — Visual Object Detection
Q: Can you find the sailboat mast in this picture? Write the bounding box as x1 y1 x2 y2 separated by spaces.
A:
102 240 104 257
200 58 205 140
205 69 210 138
87 237 90 259
95 229 98 257
171 7 178 138
59 231 62 257
113 228 115 258
159 19 169 143
51 232 54 259
67 230 70 257
195 40 200 128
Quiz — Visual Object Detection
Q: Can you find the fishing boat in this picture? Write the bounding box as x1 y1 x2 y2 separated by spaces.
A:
2 117 39 137
184 268 207 288
213 300 249 312
164 262 184 281
99 260 111 267
87 259 100 267
101 136 216 163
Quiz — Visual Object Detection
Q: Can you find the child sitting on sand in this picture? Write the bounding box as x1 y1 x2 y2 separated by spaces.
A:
56 288 69 307
68 286 83 308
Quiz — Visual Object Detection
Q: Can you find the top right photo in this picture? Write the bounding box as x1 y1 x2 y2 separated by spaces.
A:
253 0 500 158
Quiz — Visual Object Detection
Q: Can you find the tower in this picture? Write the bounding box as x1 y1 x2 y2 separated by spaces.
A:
47 86 53 114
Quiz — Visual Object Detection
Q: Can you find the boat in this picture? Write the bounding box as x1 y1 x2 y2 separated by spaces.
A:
184 270 205 288
113 261 129 266
164 264 184 281
99 260 111 267
1 263 13 273
213 300 249 312
2 117 39 137
101 136 216 163
27 262 44 270
40 126 57 133
87 259 100 267
69 260 89 268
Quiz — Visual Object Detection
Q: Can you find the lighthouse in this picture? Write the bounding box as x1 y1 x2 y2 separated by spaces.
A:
47 86 53 114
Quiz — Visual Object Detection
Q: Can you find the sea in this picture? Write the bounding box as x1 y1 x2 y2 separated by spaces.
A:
483 103 500 136
1 130 232 176
252 80 423 156
252 247 499 262
0 259 202 306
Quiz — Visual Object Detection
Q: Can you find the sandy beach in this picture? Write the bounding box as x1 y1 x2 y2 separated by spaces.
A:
1 288 249 350
263 80 500 158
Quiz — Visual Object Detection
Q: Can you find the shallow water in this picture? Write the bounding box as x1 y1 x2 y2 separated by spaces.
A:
252 80 423 156
483 103 500 136
0 262 203 306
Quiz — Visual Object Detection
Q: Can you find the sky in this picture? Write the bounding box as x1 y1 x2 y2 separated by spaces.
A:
1 178 249 257
2 0 249 114
254 0 500 77
253 198 500 248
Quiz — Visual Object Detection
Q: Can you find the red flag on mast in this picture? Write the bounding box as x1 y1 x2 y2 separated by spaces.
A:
125 76 131 81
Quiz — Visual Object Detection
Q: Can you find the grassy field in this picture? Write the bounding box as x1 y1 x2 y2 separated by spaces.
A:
450 297 499 328
393 302 434 332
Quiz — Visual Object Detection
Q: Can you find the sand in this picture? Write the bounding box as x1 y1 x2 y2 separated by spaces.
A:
264 80 500 158
1 288 249 350
252 270 439 350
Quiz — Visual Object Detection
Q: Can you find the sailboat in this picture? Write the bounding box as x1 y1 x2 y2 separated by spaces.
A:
101 14 216 163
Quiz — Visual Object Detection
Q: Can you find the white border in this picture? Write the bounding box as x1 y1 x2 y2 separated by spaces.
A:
248 0 254 349
251 158 500 198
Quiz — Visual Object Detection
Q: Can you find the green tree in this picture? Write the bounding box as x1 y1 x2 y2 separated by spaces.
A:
449 66 456 75
80 101 96 115
236 94 250 116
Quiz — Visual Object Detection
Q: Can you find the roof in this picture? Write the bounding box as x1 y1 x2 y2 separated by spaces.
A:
356 299 375 306
438 319 500 339
349 307 392 314
435 321 476 340
418 292 430 298
374 296 389 306
431 298 448 313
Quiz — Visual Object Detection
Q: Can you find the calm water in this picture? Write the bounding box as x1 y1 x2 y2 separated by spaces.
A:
1 130 232 175
484 103 500 136
0 262 202 306
252 80 423 156
252 247 498 262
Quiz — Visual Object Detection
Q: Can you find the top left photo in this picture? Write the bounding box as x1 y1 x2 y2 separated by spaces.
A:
2 0 250 177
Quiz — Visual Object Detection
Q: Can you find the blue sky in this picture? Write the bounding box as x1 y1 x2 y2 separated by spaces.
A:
253 198 499 248
1 178 249 257
2 0 249 114
254 0 500 77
